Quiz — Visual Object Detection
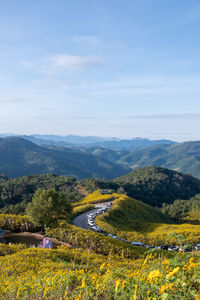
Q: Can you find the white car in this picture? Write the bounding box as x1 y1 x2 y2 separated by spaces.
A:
131 242 144 246
107 234 117 239
168 246 179 251
88 221 95 226
195 243 200 251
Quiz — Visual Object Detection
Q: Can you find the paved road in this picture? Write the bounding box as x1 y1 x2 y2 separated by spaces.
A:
72 201 113 230
72 208 99 230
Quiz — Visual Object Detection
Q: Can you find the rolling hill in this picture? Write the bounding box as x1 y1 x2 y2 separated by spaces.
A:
0 137 130 179
120 141 200 177
97 194 171 232
114 166 200 207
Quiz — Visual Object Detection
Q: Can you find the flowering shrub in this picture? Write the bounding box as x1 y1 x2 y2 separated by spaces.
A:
0 247 200 299
72 204 95 218
0 214 36 232
72 190 120 207
95 194 200 246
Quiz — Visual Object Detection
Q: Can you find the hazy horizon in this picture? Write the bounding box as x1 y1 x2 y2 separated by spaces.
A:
0 131 200 143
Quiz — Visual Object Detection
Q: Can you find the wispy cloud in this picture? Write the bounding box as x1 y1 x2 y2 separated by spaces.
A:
46 54 104 71
0 97 27 103
127 113 200 120
72 35 101 45
22 53 104 75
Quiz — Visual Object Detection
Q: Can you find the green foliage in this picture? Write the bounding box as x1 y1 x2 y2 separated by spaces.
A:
0 214 36 232
72 204 95 218
78 177 119 193
0 243 27 256
114 167 200 207
96 194 171 232
161 194 200 223
0 174 83 213
26 189 72 228
46 222 147 259
0 200 28 215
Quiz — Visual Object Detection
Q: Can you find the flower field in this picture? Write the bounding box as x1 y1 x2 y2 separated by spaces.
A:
2 189 200 299
72 190 120 207
95 193 200 246
0 244 200 299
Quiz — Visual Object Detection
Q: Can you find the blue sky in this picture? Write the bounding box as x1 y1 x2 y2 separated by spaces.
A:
1 0 200 141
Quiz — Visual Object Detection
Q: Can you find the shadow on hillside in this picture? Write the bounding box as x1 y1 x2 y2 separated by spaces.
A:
131 222 165 233
181 219 200 225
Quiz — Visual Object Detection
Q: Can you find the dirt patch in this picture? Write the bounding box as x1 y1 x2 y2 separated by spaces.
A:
4 232 71 249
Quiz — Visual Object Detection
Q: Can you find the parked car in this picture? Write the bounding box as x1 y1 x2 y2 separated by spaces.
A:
131 242 144 246
158 245 168 250
168 246 179 251
179 246 192 252
195 243 200 251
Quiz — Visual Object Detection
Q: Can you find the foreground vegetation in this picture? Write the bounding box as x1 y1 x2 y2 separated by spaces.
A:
1 167 200 299
0 244 200 299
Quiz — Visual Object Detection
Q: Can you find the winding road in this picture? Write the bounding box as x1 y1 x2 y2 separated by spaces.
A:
73 201 113 230
72 201 197 252
73 208 99 230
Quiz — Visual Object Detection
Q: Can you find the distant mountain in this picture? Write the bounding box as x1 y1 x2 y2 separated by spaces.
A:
0 137 130 179
80 146 128 164
89 138 176 150
120 141 200 178
31 134 115 145
114 166 200 207
0 134 176 150
21 135 73 147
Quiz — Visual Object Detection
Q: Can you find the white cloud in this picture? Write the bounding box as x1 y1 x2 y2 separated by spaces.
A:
46 54 104 71
22 54 104 75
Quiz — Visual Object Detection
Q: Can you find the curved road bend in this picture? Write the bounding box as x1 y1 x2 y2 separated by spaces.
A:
72 208 99 230
72 201 113 230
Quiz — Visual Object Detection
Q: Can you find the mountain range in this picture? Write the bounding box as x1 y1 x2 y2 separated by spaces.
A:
118 141 200 178
1 134 200 178
0 134 175 150
0 137 129 179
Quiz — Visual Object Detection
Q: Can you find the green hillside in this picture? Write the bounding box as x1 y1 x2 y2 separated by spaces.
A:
0 137 130 179
121 141 200 178
97 194 171 232
0 174 83 211
114 166 200 207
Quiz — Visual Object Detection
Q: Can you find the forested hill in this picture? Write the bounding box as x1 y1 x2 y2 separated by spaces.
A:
120 141 200 178
0 137 130 179
114 167 200 206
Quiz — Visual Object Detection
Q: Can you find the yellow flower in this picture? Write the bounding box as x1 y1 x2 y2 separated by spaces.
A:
147 269 162 284
115 279 121 293
122 280 126 290
80 279 86 289
162 259 170 266
133 284 138 300
160 284 168 294
100 263 106 270
166 267 180 279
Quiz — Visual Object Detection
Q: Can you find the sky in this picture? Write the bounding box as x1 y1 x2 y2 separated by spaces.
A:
1 0 200 141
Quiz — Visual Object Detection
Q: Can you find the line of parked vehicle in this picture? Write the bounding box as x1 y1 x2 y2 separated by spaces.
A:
87 203 112 232
86 203 200 252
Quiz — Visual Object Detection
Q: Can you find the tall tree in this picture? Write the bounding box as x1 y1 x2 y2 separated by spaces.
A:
26 188 72 228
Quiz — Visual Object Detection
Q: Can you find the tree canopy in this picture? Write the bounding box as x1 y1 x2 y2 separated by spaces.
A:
26 188 72 228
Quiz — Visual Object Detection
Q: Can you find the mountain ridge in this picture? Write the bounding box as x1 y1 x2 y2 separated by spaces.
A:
0 137 130 179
